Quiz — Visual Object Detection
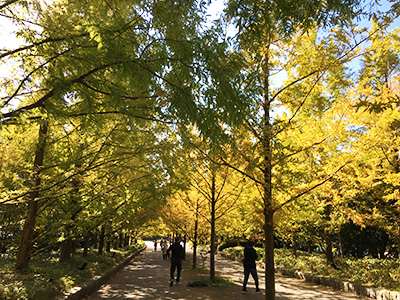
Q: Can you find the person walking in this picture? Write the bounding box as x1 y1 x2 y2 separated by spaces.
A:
153 240 157 251
167 237 184 286
242 240 260 293
161 240 168 260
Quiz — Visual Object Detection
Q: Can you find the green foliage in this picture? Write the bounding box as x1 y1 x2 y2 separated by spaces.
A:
222 247 400 291
187 276 236 287
0 243 144 300
225 0 362 51
217 239 247 251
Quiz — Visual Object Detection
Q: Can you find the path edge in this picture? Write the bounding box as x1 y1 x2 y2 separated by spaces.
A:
54 246 147 300
218 252 400 300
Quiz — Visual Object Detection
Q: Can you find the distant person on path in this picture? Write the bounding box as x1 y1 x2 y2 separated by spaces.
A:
154 240 157 251
242 240 260 293
167 237 184 286
161 240 168 260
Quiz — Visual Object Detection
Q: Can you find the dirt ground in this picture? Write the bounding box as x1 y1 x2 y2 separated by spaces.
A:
83 241 368 300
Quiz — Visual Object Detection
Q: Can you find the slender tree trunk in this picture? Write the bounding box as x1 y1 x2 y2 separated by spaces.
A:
183 234 187 261
93 230 98 250
124 233 129 246
291 230 297 258
210 173 216 280
106 241 111 253
16 122 48 272
324 205 333 264
264 207 275 299
118 233 123 248
193 219 198 268
61 225 73 260
98 226 105 255
192 200 199 269
263 43 275 300
61 161 82 261
338 232 344 258
397 222 400 262
83 231 90 257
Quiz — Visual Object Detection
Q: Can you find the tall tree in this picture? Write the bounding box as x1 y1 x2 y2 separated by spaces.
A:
0 0 213 270
16 122 48 271
217 1 367 297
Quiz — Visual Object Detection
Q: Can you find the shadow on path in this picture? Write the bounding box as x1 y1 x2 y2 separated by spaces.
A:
84 241 367 300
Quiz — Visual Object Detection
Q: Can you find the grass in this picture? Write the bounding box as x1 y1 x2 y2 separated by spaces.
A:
188 276 236 287
0 242 145 300
222 246 400 292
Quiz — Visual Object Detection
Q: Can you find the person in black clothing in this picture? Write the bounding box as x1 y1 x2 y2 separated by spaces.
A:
242 240 260 293
167 237 184 286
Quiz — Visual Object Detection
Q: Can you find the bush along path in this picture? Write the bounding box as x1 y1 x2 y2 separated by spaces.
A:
218 248 400 300
82 241 366 300
55 246 147 300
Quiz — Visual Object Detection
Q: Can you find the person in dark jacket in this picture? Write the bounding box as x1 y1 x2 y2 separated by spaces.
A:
242 240 260 293
167 237 184 286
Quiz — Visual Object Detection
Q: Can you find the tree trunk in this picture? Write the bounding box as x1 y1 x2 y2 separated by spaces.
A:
83 232 90 257
93 230 98 249
264 208 275 299
124 233 129 246
192 200 199 269
61 160 82 261
291 230 297 258
324 205 333 264
397 222 400 262
60 225 73 261
83 231 90 257
338 232 344 258
106 241 111 253
210 173 216 280
16 122 48 272
183 234 187 261
325 230 333 263
98 226 105 255
263 42 275 300
118 233 123 248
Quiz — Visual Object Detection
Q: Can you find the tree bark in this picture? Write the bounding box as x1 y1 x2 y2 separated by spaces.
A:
210 173 216 280
60 225 73 261
291 230 297 258
16 122 48 272
83 231 90 257
93 230 98 249
192 199 200 268
118 232 123 248
98 226 105 255
263 42 275 300
397 222 400 262
264 208 275 299
324 205 333 264
106 241 111 253
193 218 198 268
338 232 344 258
183 234 187 261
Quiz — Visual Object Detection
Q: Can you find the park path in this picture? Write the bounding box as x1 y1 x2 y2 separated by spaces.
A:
84 241 367 300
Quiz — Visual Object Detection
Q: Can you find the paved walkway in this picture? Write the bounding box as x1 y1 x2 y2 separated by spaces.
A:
84 241 367 300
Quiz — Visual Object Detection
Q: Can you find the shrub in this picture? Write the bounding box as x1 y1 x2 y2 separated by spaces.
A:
217 239 247 251
188 276 236 287
222 246 400 292
0 242 145 300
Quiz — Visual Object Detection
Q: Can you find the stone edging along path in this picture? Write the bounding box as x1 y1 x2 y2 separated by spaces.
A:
219 252 400 300
55 246 147 300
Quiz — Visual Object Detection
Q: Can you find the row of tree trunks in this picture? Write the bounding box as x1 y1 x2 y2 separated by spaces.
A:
14 122 138 271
